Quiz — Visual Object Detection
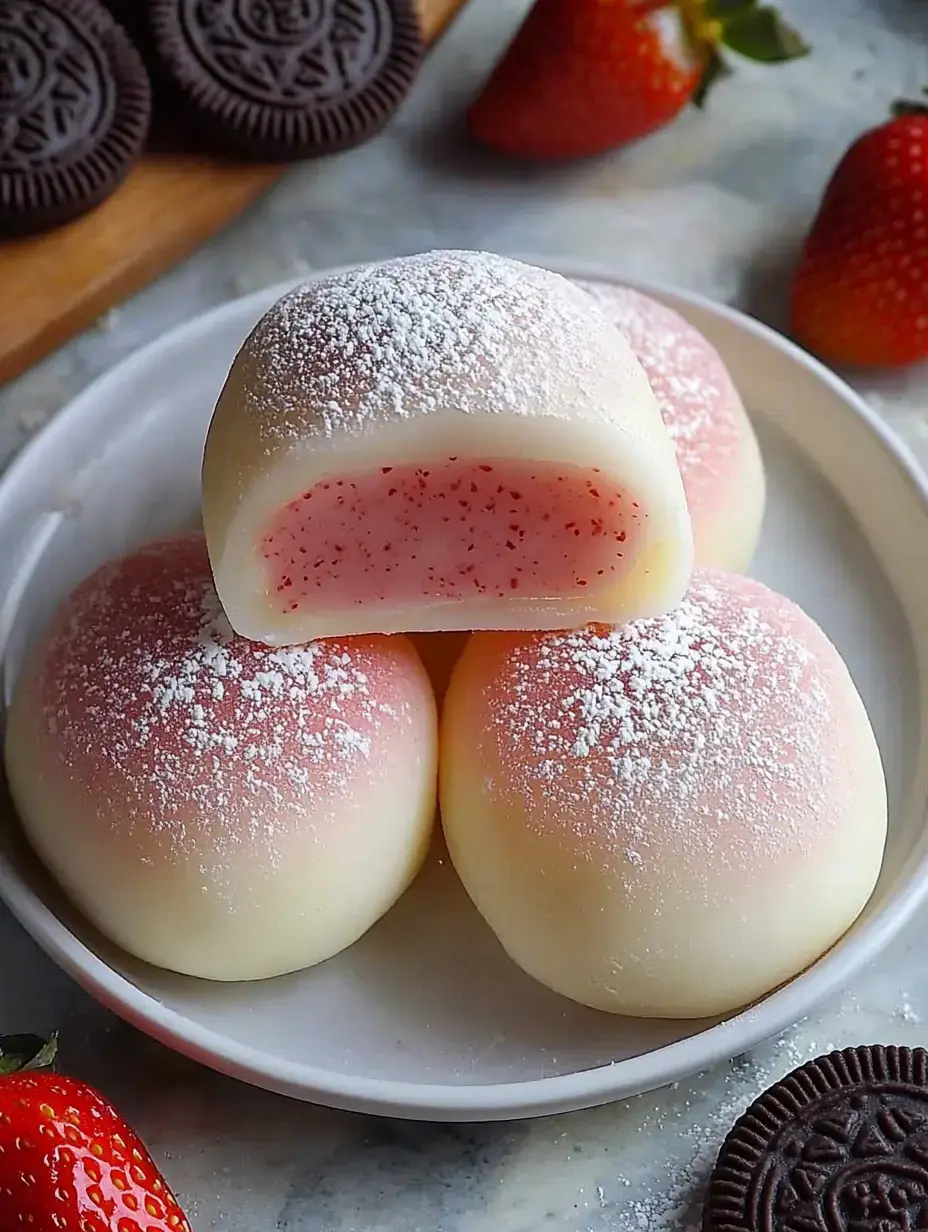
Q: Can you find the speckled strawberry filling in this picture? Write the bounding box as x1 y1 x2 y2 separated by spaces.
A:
259 459 642 613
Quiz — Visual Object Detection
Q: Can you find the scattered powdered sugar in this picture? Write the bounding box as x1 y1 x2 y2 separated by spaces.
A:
575 280 743 484
235 251 648 440
896 994 921 1024
492 986 922 1232
603 1028 841 1232
36 535 409 881
133 583 374 767
594 993 925 1231
490 568 836 877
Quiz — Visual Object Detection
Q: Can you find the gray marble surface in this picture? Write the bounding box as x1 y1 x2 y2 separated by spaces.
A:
1 1 928 1228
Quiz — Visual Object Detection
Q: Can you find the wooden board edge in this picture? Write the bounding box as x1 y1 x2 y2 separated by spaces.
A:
0 0 472 389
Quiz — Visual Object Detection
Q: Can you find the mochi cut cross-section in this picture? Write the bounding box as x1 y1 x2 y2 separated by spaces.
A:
202 250 693 643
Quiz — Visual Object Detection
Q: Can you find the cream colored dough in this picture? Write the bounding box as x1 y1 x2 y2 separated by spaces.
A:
4 535 439 981
441 568 887 1019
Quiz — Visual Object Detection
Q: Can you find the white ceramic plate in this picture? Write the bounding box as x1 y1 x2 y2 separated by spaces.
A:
1 259 927 1123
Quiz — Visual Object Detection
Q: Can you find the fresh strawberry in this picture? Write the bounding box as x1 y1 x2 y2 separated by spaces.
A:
467 0 809 161
0 1034 191 1232
790 94 928 367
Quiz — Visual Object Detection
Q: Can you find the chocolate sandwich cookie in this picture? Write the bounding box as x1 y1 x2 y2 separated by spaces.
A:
147 0 424 162
99 0 151 50
704 1045 928 1231
0 0 151 237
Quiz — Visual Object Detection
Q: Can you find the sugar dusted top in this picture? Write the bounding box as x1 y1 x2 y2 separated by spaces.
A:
31 534 420 869
233 251 651 441
576 281 743 491
478 569 846 885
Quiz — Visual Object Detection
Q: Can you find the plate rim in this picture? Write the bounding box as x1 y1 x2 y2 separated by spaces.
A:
2 254 928 1121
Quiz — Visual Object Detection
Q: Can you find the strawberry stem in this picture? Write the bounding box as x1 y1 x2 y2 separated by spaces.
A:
0 1033 58 1076
692 46 731 107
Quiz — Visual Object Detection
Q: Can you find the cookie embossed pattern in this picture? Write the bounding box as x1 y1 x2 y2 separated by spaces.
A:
148 0 424 158
0 0 151 235
704 1046 928 1231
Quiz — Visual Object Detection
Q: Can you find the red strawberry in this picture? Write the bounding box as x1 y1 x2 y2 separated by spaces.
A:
790 95 928 367
0 1034 191 1232
467 0 809 161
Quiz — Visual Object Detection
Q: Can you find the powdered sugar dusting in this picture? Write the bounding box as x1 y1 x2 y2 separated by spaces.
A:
487 568 837 880
575 280 743 489
605 1028 844 1232
237 252 646 440
34 535 415 885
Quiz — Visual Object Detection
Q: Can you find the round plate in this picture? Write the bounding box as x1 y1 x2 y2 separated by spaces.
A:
1 259 927 1122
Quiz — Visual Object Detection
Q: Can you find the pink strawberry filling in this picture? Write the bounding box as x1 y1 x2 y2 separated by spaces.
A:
259 458 643 613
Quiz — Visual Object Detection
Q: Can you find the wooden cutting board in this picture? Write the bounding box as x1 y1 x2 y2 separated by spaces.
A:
0 0 471 389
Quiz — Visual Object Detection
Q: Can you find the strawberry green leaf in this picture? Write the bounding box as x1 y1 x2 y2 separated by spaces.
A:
0 1032 58 1075
705 0 757 16
693 45 731 107
720 6 810 62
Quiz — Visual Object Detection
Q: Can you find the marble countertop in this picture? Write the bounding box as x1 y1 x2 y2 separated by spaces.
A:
1 1 927 1228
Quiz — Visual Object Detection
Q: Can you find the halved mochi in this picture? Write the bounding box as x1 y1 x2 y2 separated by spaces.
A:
202 250 693 644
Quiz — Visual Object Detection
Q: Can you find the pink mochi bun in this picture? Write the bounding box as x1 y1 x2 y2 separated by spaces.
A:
4 533 438 981
441 568 886 1019
576 280 765 571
